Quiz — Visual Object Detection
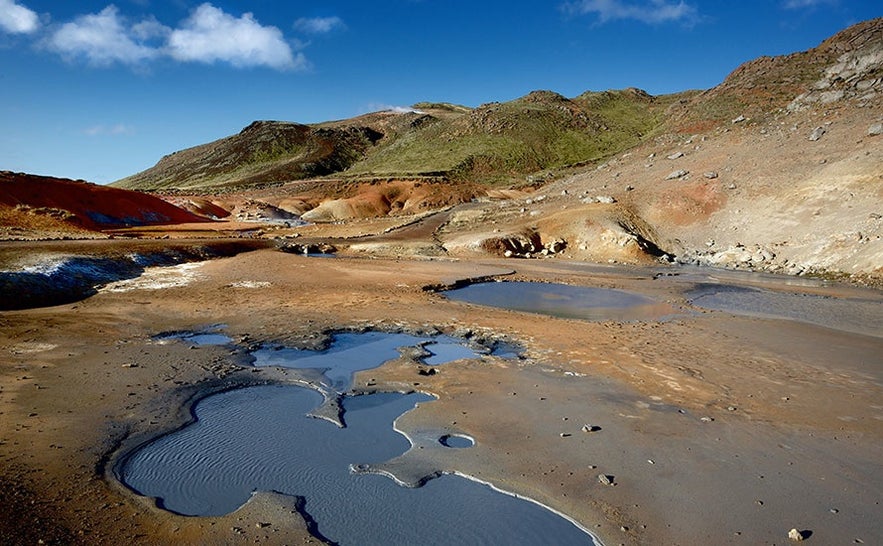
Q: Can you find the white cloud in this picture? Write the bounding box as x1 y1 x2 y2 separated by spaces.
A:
783 0 838 9
563 0 698 25
47 6 161 66
0 0 39 34
167 3 303 70
294 16 345 34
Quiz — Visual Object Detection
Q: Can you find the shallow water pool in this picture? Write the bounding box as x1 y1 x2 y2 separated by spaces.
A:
120 385 596 545
251 331 507 391
446 281 678 322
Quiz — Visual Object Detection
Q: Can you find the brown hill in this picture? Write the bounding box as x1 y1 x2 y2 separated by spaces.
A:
674 17 883 129
0 172 210 239
114 121 384 192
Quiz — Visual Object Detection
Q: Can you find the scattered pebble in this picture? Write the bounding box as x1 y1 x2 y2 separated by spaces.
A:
598 474 615 486
581 424 601 433
788 528 806 541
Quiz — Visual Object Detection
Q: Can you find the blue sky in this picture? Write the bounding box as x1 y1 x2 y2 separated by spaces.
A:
1 1 880 183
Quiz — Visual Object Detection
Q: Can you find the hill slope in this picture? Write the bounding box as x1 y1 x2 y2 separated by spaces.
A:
113 89 685 192
0 172 209 239
114 121 383 191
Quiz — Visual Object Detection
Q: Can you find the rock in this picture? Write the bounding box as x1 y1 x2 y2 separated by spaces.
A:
665 170 689 180
667 152 685 160
809 126 826 141
868 123 883 136
598 474 614 486
596 195 616 204
788 528 806 541
581 424 601 432
732 114 747 123
703 171 719 179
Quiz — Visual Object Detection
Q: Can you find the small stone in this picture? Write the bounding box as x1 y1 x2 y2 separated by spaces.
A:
598 474 614 486
700 416 714 422
789 528 806 541
581 424 601 432
667 151 685 160
809 126 826 141
732 114 746 123
560 432 571 437
703 171 719 179
867 122 883 136
665 169 689 180
727 406 737 411
830 508 839 514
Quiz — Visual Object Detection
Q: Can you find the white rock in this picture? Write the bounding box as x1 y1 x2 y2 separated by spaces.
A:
665 170 689 180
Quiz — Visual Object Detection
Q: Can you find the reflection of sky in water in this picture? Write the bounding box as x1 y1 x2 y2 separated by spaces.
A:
121 385 596 545
446 281 668 322
687 283 883 338
181 333 232 346
252 331 503 391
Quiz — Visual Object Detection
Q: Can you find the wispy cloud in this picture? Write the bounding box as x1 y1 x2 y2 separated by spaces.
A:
562 0 698 25
167 3 303 70
364 103 426 115
294 16 345 34
782 0 838 9
46 6 160 66
0 0 39 34
83 123 135 136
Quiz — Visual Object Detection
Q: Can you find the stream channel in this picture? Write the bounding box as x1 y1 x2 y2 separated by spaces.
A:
120 330 599 545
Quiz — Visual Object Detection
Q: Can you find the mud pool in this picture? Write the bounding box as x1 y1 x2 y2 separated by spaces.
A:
252 331 510 391
445 281 678 322
120 387 596 545
120 331 597 544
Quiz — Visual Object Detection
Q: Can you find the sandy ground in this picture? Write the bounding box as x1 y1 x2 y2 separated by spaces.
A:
1 247 881 545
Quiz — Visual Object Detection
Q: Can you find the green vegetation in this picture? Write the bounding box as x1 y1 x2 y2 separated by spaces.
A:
113 88 681 191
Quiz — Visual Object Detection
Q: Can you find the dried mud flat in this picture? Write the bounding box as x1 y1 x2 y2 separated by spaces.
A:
1 246 881 545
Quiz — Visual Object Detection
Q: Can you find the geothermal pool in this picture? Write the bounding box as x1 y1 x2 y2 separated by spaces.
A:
445 281 678 322
120 332 598 545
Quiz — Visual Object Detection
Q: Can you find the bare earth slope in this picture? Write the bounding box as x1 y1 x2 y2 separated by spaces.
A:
0 172 211 239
